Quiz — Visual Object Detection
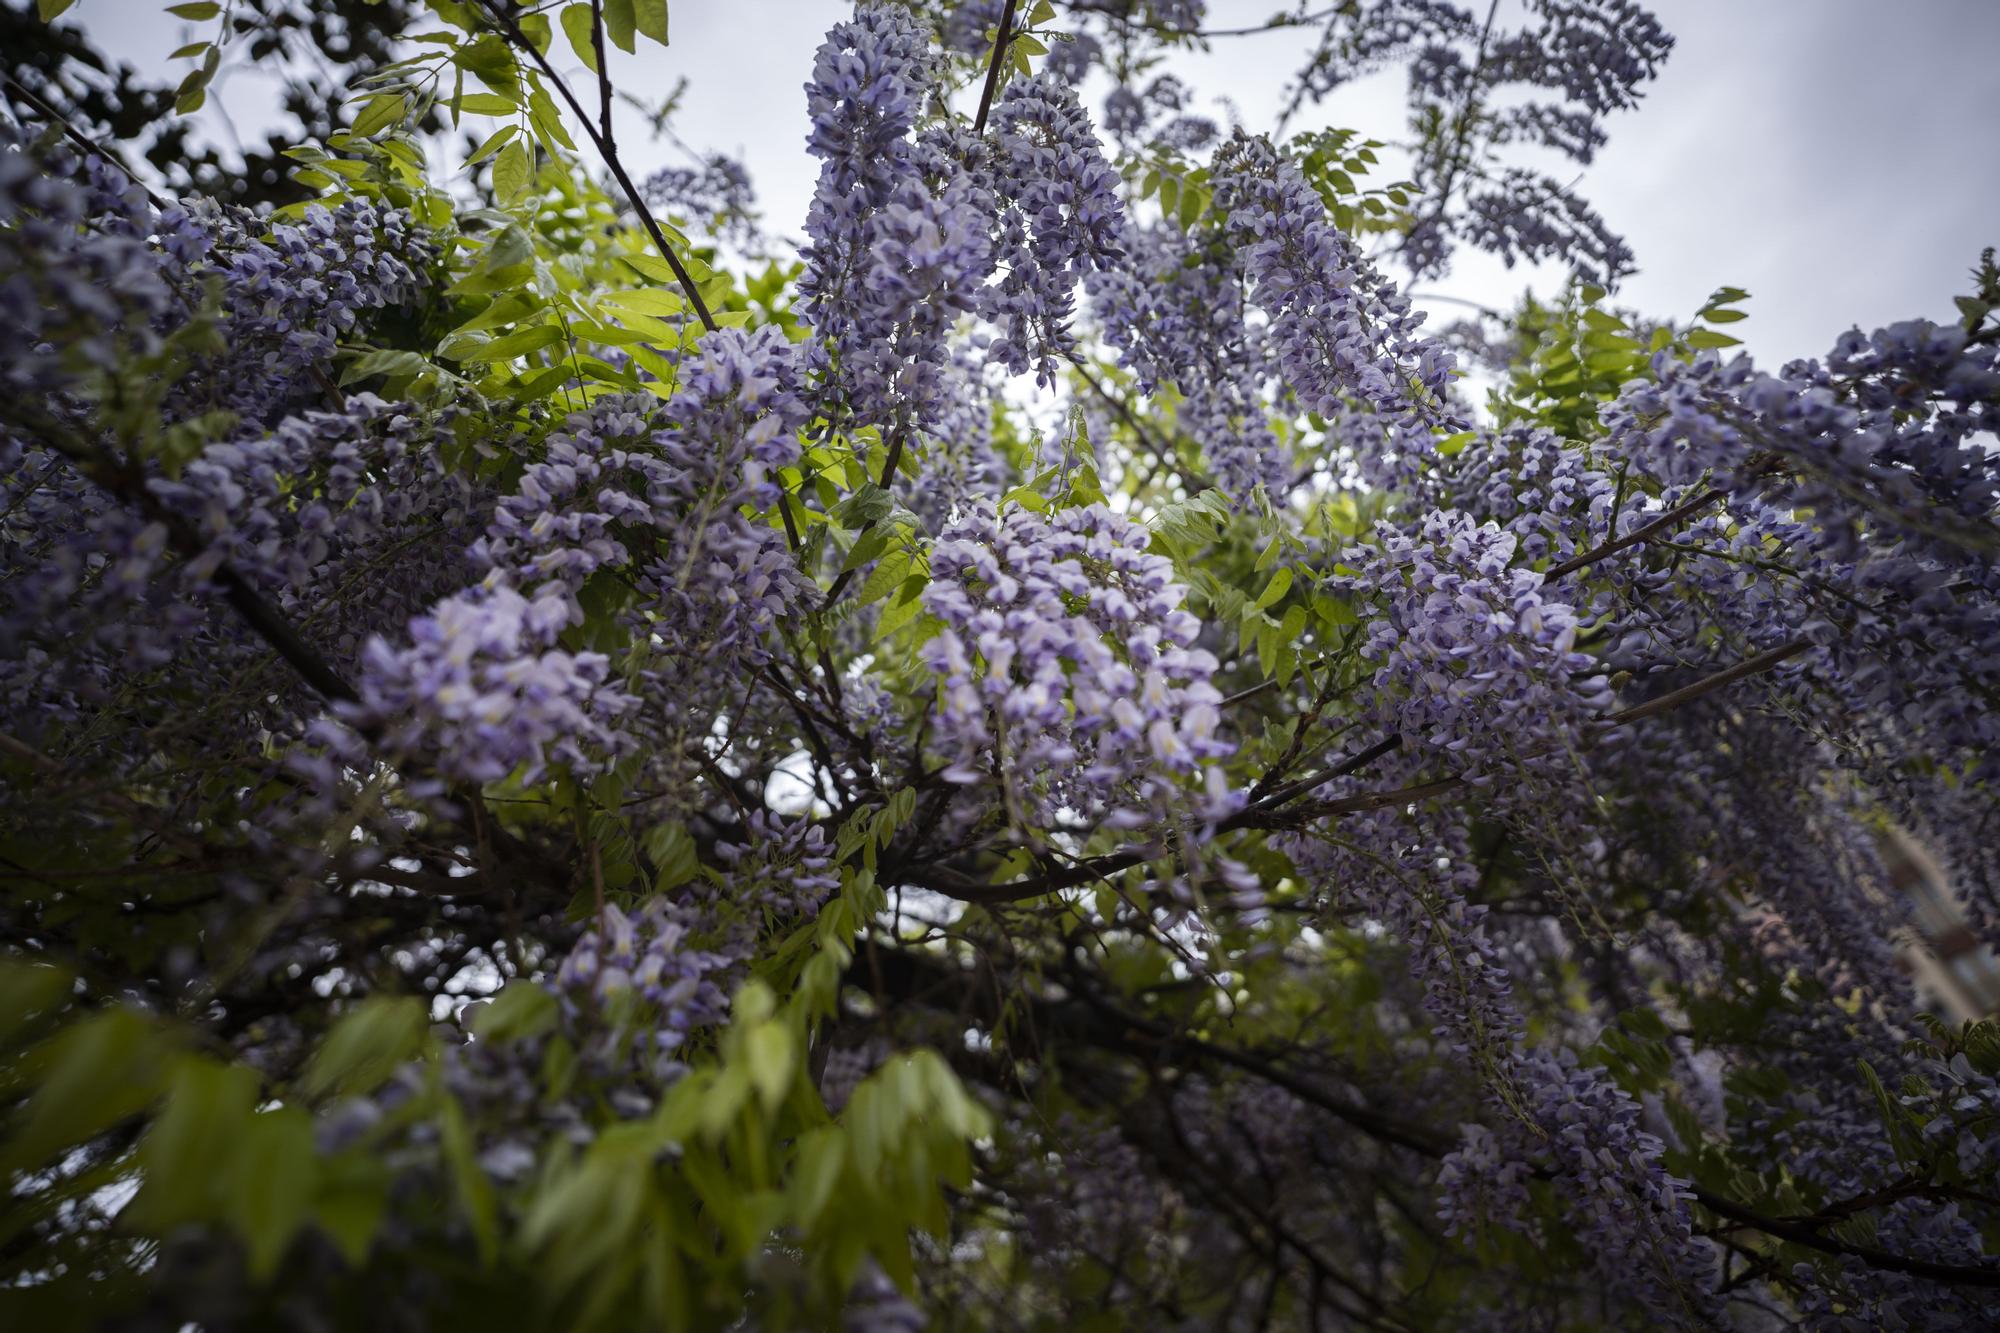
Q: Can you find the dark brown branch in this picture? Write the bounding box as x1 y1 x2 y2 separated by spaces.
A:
588 0 616 145
1542 488 1728 582
971 0 1019 136
894 636 1812 904
478 0 716 333
1249 734 1404 812
3 74 170 211
1606 637 1812 727
1691 1186 2000 1291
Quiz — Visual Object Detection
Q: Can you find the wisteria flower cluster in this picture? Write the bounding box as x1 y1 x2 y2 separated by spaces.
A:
1337 511 1614 773
921 500 1232 824
4 3 2000 1330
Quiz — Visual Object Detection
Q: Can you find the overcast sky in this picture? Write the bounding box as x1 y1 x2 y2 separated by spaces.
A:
78 0 2000 368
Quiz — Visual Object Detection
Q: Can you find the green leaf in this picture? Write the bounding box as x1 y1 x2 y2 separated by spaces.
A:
602 0 637 52
455 91 519 116
836 483 895 529
465 123 518 167
165 1 220 16
471 323 564 363
650 822 700 891
168 41 210 58
4 1009 168 1174
1685 328 1741 350
856 548 913 607
523 87 574 151
173 70 208 115
302 996 428 1100
314 1155 391 1267
441 1097 499 1264
468 981 560 1043
516 9 553 54
349 92 409 140
37 0 77 18
125 1057 259 1230
492 137 533 201
745 1022 795 1112
634 0 668 45
456 34 521 97
227 1106 318 1278
874 578 929 641
789 1127 846 1224
560 3 600 71
601 288 686 318
0 960 71 1050
1253 567 1293 611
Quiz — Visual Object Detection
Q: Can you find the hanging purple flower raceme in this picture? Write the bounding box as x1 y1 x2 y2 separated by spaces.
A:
0 125 178 402
1280 807 1523 1061
941 0 1007 54
699 811 843 930
1489 0 1674 116
1461 168 1635 286
350 582 635 787
1440 1046 1721 1325
1336 511 1614 776
920 500 1234 827
0 126 471 824
1603 318 2000 938
1278 0 1666 280
1211 131 1461 483
641 153 759 248
1280 809 1718 1322
1044 29 1103 84
980 73 1128 386
188 197 435 425
800 4 992 434
1422 425 1619 564
900 349 1007 533
145 394 483 662
1089 220 1292 497
350 328 813 788
555 897 741 1050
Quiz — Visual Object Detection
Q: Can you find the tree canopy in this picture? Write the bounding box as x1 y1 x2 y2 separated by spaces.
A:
2 1 1998 1329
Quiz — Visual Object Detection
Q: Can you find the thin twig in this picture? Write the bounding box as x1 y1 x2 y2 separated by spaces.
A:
822 423 909 606
900 635 1813 905
478 0 716 333
2 74 170 210
1543 488 1727 581
1692 1186 2000 1291
972 0 1020 136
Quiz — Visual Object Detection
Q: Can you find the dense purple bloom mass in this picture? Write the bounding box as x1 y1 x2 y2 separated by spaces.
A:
1215 132 1458 428
4 6 1999 1331
980 73 1127 384
1337 511 1614 774
921 500 1232 825
350 327 815 785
